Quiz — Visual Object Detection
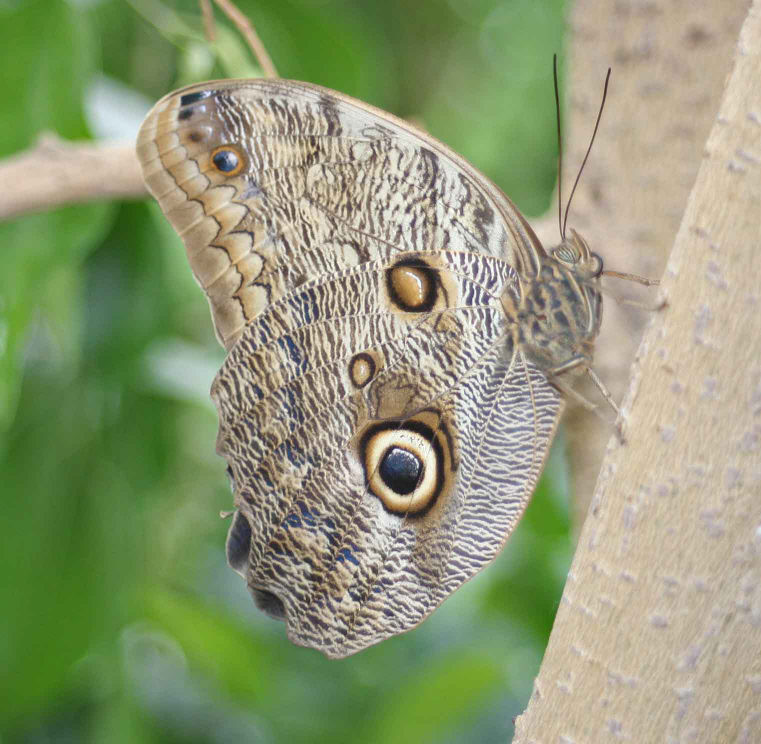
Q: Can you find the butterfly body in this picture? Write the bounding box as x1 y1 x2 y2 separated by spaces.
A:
137 78 603 658
510 230 603 377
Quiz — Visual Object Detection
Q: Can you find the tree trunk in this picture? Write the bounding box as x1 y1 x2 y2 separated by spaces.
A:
515 1 761 740
536 0 752 526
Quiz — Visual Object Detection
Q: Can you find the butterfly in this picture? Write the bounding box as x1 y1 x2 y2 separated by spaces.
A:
136 77 611 658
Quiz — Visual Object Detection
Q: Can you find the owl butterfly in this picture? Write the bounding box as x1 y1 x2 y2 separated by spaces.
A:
137 77 610 658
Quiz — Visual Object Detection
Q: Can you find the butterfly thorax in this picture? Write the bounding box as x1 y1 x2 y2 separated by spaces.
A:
502 229 603 377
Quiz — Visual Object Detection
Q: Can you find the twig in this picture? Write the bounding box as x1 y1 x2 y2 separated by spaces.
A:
0 135 145 220
200 0 215 42
211 0 278 78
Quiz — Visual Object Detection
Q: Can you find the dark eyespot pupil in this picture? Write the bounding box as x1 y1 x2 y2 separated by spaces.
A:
379 446 422 495
213 149 239 173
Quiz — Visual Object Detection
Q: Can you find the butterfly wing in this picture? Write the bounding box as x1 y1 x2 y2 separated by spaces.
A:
214 249 562 658
136 78 544 349
137 78 562 657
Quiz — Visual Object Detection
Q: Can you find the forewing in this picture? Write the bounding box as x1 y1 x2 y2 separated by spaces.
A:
136 78 543 349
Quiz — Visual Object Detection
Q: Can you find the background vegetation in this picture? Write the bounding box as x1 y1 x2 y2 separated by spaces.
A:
1 0 570 741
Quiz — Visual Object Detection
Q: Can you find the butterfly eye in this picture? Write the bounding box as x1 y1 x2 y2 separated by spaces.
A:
211 145 245 175
553 244 580 265
590 252 604 278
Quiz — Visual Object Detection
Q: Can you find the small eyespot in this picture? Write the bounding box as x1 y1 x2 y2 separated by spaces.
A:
348 352 376 388
386 258 438 312
211 145 244 176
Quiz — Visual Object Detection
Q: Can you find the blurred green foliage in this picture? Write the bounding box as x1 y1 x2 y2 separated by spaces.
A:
0 0 570 741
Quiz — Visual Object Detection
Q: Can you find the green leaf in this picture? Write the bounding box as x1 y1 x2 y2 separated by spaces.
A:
0 0 95 154
143 587 273 703
0 0 114 429
362 651 503 744
0 204 115 430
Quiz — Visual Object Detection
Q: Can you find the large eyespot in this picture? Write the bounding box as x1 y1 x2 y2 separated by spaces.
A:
360 420 445 516
210 145 245 176
386 258 438 312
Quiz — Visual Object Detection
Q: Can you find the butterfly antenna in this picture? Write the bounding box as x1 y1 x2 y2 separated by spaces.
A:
553 55 564 240
562 67 612 239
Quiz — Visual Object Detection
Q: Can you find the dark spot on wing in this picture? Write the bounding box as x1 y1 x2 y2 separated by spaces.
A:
180 90 214 107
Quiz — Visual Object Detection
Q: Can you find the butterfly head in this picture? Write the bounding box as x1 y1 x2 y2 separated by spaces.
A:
548 228 603 282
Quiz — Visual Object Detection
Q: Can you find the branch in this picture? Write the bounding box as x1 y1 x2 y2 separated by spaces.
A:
0 135 145 220
211 0 278 78
516 1 761 739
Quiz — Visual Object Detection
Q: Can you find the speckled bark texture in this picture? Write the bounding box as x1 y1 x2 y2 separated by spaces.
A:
515 1 761 741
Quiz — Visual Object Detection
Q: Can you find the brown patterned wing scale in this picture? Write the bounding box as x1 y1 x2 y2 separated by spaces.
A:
136 79 544 350
135 78 602 658
214 249 562 658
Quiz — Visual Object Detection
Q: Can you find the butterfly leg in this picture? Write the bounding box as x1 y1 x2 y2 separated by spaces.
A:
601 269 660 286
600 285 667 313
548 355 625 440
584 366 620 417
